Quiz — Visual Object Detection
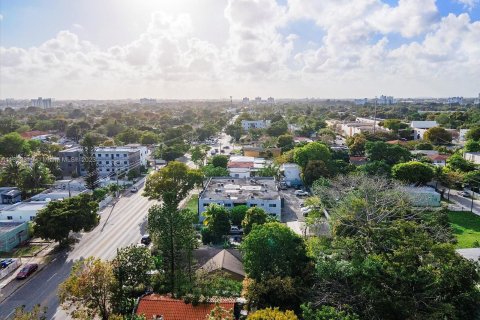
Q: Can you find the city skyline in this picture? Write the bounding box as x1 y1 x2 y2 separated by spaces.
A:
1 0 480 99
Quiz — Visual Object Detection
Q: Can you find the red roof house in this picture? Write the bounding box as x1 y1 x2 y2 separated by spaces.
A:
136 294 235 320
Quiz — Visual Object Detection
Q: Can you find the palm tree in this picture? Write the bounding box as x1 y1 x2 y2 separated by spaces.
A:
0 157 24 186
19 161 54 194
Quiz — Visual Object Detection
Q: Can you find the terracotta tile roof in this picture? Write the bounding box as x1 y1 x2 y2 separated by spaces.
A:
136 294 235 320
227 161 254 169
428 154 449 161
20 131 49 139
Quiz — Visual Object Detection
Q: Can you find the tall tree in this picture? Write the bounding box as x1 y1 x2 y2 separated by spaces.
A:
391 161 434 185
202 204 231 244
82 134 99 190
423 127 452 145
19 161 54 194
0 132 29 157
111 245 155 315
0 158 24 186
242 207 268 235
147 204 197 295
59 257 115 320
143 161 203 207
364 141 411 165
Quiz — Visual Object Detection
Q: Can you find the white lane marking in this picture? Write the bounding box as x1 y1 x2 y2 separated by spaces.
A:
47 272 57 282
6 309 15 319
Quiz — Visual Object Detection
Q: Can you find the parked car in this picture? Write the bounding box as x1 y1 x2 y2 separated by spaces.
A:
460 191 470 198
131 186 138 193
141 234 151 246
1 258 14 269
223 146 230 149
16 263 38 280
295 190 309 197
229 226 243 235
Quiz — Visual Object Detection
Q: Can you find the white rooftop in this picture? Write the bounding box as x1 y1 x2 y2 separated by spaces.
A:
410 121 438 129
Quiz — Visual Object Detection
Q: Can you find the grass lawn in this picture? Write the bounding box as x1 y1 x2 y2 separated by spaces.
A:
448 211 480 248
185 194 199 215
0 244 43 258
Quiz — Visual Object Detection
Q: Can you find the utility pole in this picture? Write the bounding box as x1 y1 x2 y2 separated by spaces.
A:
373 96 378 134
471 185 475 213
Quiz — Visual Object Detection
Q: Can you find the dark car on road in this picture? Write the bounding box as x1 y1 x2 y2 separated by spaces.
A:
16 263 38 280
141 234 151 246
1 258 14 269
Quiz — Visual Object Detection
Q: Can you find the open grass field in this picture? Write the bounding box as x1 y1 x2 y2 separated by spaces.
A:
185 194 199 215
448 211 480 248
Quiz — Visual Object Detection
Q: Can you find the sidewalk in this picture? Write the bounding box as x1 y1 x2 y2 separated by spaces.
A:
0 242 56 303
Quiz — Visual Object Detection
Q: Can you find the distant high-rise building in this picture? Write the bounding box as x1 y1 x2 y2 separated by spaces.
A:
267 97 275 104
254 97 262 104
242 97 250 104
474 93 480 105
447 96 464 104
31 97 52 108
139 98 157 105
377 95 395 105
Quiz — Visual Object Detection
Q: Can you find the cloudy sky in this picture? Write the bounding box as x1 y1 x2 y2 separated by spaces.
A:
1 0 479 99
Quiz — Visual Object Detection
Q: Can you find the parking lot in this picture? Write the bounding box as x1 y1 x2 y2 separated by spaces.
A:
280 188 307 223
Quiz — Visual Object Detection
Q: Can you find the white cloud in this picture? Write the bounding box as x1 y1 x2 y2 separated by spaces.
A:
0 14 3 21
455 0 479 10
0 1 479 98
72 23 84 30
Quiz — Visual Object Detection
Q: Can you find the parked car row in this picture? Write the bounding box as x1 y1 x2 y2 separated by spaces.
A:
1 258 14 269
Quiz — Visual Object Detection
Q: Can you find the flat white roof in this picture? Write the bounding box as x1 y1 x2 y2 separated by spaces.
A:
410 121 438 128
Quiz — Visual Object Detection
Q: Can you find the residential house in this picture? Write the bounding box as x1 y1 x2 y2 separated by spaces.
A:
463 152 480 164
427 154 449 167
135 295 237 320
194 247 245 280
410 121 438 140
227 156 269 178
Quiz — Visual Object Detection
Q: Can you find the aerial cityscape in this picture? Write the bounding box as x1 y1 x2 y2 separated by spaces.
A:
1 1 480 320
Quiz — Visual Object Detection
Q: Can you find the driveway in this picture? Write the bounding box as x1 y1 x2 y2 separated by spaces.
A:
279 188 306 223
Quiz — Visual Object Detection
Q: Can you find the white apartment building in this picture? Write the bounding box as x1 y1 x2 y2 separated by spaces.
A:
410 121 438 140
241 120 271 131
59 145 149 177
198 177 282 221
464 152 480 164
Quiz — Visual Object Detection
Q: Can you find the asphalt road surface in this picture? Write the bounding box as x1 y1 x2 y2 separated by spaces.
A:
0 183 157 319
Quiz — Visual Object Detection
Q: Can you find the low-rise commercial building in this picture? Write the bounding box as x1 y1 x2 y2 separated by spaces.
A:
0 221 29 252
198 177 282 220
280 163 302 187
464 152 480 164
0 188 22 205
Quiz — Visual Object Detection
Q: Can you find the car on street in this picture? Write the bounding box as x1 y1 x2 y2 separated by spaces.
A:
1 258 14 269
141 234 151 245
295 190 309 197
16 263 38 280
460 191 471 197
229 226 243 235
131 186 138 193
223 146 230 149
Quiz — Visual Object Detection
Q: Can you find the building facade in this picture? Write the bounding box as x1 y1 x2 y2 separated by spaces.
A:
198 177 282 220
59 145 148 177
241 120 271 131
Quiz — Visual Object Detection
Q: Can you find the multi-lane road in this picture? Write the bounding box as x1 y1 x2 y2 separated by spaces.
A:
0 182 156 319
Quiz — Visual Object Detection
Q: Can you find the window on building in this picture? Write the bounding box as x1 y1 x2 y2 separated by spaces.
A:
98 161 102 164
269 204 277 207
250 204 257 207
124 154 127 157
116 154 119 157
98 154 101 157
30 216 35 221
203 203 209 207
106 161 110 164
7 216 12 220
124 161 128 164
106 169 110 172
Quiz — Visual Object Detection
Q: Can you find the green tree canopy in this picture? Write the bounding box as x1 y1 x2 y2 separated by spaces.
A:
423 127 452 145
34 194 99 245
391 161 434 185
202 164 229 177
293 142 331 169
202 204 231 244
447 153 476 172
364 141 411 165
465 126 480 141
464 139 480 152
277 134 295 152
242 207 268 235
247 308 298 320
211 155 229 168
0 132 29 157
144 161 203 206
229 205 248 226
